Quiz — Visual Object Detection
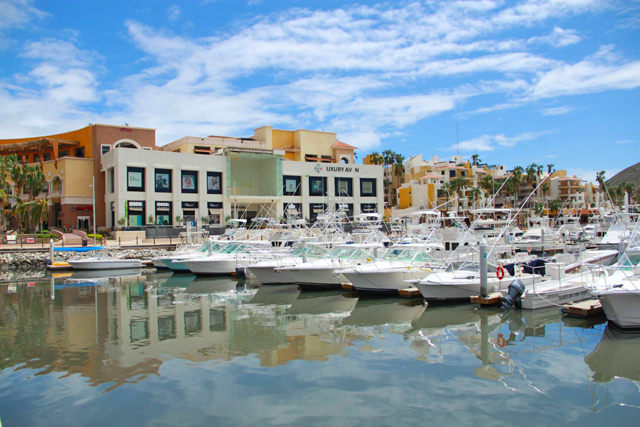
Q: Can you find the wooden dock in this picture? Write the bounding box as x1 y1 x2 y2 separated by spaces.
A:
470 292 503 307
398 287 423 299
562 299 603 318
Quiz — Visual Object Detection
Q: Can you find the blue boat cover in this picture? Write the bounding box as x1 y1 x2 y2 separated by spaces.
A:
54 246 104 252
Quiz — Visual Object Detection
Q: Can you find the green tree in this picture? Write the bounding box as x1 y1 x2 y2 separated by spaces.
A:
450 175 468 210
471 154 481 167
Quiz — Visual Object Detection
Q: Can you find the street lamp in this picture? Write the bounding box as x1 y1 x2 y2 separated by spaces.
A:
90 176 96 246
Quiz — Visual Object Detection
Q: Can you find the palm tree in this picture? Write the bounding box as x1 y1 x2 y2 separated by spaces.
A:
479 175 494 200
471 154 481 167
547 163 555 174
382 149 395 204
369 151 383 165
450 175 468 210
24 165 45 200
20 199 49 232
511 166 524 207
393 153 405 182
440 182 452 203
469 186 482 209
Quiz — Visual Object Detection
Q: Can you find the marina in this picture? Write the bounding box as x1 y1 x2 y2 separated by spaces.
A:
1 271 639 426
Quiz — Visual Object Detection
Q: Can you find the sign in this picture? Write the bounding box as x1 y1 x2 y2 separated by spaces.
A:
128 171 143 188
207 202 223 209
182 201 199 209
325 166 360 173
71 206 93 211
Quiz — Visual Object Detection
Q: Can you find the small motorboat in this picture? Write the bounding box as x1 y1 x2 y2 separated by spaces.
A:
67 249 142 270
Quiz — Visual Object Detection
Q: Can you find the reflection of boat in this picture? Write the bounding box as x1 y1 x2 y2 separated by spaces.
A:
411 303 482 330
585 326 640 382
287 291 358 316
342 298 426 326
159 273 196 290
69 268 143 280
249 284 300 305
187 276 240 293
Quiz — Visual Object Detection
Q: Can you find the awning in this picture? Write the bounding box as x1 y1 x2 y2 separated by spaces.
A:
128 201 143 211
156 202 170 211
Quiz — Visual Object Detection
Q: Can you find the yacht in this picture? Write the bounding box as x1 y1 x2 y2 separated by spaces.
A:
67 249 142 270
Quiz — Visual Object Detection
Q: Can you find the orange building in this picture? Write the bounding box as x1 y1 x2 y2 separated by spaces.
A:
0 124 156 231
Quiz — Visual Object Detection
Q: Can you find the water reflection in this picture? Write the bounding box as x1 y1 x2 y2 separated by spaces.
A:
1 272 639 426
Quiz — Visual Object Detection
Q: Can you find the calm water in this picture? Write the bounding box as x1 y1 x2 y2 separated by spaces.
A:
1 271 639 426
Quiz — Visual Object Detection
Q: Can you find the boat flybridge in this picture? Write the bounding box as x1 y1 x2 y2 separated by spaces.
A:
183 240 278 275
471 208 515 239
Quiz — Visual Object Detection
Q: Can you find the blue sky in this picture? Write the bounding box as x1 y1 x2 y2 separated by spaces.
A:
0 0 639 182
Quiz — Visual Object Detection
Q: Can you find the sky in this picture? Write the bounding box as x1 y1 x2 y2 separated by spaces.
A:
0 0 638 183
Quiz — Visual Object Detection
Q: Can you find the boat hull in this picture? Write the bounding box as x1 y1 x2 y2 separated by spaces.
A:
68 259 142 270
598 291 640 329
345 269 431 294
249 265 297 284
183 258 238 276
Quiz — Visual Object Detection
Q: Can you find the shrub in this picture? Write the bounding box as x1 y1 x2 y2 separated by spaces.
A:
87 233 104 240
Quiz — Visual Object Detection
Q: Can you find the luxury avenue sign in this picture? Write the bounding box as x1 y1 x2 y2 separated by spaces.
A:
319 165 360 173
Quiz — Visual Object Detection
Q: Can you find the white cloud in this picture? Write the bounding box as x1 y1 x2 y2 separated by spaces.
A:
527 45 640 99
541 105 574 116
528 27 582 47
166 5 181 22
613 139 636 144
451 130 553 152
0 0 49 32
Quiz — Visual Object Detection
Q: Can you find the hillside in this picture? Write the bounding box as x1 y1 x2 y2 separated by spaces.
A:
606 162 640 187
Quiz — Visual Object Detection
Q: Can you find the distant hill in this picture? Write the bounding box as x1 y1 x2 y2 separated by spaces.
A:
607 162 640 188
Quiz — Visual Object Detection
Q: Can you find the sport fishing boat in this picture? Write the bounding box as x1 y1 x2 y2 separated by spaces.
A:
278 242 385 289
341 241 444 294
247 242 329 285
67 249 142 270
183 241 278 276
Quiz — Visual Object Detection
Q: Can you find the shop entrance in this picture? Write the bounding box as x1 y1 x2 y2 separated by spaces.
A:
77 216 90 230
183 210 196 226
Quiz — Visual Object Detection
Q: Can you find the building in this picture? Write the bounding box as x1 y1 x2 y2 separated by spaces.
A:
0 124 156 230
0 124 382 231
396 155 508 212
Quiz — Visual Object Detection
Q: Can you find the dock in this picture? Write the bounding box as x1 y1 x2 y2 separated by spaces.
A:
562 299 603 318
470 292 503 307
398 287 423 299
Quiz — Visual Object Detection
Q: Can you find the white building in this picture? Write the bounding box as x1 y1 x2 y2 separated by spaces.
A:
101 147 383 228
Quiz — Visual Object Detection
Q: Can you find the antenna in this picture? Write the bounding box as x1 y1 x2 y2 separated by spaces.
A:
456 122 459 157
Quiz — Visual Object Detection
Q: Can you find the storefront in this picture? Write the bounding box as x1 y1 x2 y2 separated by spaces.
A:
155 201 172 225
207 202 223 225
182 201 198 226
127 200 145 226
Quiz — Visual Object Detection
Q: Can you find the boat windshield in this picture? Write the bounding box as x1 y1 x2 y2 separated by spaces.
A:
383 248 438 263
329 247 373 260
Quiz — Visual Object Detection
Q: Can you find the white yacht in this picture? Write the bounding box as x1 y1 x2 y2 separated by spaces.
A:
278 242 385 289
341 241 444 294
183 241 278 276
67 251 142 270
247 242 329 285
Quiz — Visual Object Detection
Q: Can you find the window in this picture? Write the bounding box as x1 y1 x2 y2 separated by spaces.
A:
43 152 51 161
155 169 172 193
109 168 115 193
33 154 40 163
461 171 466 177
127 200 145 226
335 203 354 219
334 177 353 197
309 176 327 196
181 170 198 194
361 203 377 213
449 170 456 178
207 171 222 195
127 167 145 192
155 201 172 225
309 203 327 222
360 178 377 197
59 150 70 158
283 175 301 196
101 145 111 156
75 147 85 158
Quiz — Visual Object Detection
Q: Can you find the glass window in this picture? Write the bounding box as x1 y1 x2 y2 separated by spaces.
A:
181 170 198 194
309 203 327 222
75 147 85 158
360 178 377 197
207 171 222 195
155 201 172 225
283 175 301 196
109 168 114 193
43 152 51 161
127 167 145 192
334 177 353 197
59 150 70 158
309 176 327 196
360 203 377 213
33 154 40 163
449 170 456 178
335 203 354 219
155 168 172 193
101 145 111 155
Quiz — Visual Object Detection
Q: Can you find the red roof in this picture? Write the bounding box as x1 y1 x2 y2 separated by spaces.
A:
332 140 357 150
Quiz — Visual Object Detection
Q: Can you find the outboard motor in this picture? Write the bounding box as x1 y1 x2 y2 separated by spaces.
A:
501 279 525 310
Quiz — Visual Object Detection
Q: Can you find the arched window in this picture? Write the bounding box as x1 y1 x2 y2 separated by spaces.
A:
114 139 141 149
341 157 349 164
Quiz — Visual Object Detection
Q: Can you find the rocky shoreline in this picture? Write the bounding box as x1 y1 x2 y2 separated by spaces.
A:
0 248 171 271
